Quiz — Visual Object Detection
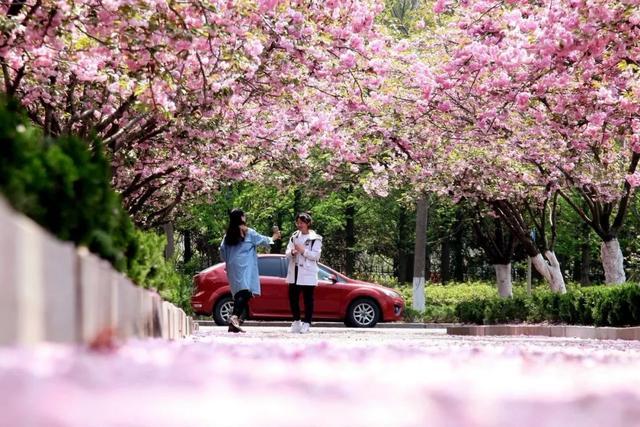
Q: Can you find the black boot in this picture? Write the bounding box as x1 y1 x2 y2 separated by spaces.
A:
228 315 245 333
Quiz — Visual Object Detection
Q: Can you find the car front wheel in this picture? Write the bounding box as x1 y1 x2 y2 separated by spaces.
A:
213 295 248 326
213 296 234 326
346 298 380 328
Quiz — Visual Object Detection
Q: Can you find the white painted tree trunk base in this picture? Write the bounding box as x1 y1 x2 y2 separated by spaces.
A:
531 252 566 294
412 276 425 311
545 251 566 294
601 239 625 284
494 264 512 298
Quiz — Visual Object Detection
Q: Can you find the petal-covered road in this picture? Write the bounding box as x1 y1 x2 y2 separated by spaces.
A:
4 326 640 427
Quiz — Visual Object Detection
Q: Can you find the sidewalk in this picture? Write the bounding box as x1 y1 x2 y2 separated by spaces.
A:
448 324 640 340
195 320 455 329
195 320 640 341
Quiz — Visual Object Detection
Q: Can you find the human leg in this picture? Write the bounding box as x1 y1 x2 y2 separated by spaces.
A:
229 290 252 333
288 283 301 321
288 284 303 333
300 286 315 333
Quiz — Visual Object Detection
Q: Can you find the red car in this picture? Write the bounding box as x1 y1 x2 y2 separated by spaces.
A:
191 254 405 327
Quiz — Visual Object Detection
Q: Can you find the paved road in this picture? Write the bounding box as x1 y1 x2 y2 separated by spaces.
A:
4 326 640 426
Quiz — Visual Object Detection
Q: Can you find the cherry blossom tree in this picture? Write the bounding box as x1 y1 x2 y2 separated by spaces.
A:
1 0 390 225
440 0 640 284
471 207 520 297
347 1 565 291
378 0 639 287
8 0 637 291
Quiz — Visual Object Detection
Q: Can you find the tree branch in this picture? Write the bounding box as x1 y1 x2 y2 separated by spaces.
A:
147 183 186 227
121 166 178 198
612 151 640 233
126 185 161 216
95 93 136 133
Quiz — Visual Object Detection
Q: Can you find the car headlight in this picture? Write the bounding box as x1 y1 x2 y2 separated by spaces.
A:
381 288 400 298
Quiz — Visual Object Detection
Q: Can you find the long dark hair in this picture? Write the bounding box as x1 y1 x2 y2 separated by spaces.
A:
224 208 246 246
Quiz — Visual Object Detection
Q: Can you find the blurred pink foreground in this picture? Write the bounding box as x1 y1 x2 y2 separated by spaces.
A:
3 326 640 427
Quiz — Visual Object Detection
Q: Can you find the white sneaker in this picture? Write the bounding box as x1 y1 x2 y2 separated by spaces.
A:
290 320 302 333
300 322 311 334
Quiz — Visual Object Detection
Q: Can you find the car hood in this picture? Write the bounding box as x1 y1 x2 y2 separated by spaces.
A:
347 279 400 294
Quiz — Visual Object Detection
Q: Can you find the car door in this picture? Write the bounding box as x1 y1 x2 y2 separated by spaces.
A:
312 265 346 318
250 257 290 317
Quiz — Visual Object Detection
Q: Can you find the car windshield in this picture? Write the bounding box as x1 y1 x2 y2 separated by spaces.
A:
214 257 348 283
258 257 285 277
318 265 346 283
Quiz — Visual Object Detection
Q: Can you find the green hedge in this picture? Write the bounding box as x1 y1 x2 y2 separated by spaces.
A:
0 97 187 311
0 98 136 271
393 281 640 327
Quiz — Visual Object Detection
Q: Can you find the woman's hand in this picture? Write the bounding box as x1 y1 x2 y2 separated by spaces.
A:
294 243 305 254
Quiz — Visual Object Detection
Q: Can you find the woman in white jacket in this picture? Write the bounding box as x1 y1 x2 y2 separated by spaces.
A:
286 212 322 334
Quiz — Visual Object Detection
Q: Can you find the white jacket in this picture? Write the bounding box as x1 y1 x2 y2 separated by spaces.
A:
285 230 323 286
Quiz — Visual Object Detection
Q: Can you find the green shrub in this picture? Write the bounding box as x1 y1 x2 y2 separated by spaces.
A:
387 278 640 327
426 282 497 306
160 274 194 315
0 98 47 215
422 304 458 323
0 97 188 306
128 229 180 291
0 99 138 272
455 299 488 324
482 296 528 324
581 284 640 327
124 228 191 313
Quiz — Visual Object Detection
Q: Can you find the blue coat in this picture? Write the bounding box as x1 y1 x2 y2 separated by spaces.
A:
219 228 273 296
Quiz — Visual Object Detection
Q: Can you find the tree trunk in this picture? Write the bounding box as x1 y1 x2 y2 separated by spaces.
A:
580 234 591 285
412 195 428 310
425 240 431 281
491 199 564 293
396 208 411 283
345 200 356 276
452 210 465 282
183 230 192 263
413 195 428 311
601 238 625 284
472 212 516 292
397 254 410 283
163 222 174 260
494 264 512 298
530 251 566 293
558 161 637 286
440 238 451 284
546 251 566 293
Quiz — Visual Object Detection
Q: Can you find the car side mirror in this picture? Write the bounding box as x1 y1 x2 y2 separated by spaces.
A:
329 274 338 284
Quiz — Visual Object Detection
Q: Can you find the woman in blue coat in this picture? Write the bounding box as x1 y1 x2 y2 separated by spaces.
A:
220 208 280 333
